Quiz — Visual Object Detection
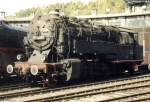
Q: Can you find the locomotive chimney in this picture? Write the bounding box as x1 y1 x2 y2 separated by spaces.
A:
49 9 60 16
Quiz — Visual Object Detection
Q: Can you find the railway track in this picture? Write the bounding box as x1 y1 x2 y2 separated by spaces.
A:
0 83 29 92
1 74 150 102
100 90 150 102
67 86 150 102
23 76 150 102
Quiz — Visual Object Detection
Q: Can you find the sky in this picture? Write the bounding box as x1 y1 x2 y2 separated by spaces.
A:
0 0 91 16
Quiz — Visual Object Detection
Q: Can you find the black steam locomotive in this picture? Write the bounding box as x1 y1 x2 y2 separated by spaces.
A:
7 13 143 84
0 21 26 78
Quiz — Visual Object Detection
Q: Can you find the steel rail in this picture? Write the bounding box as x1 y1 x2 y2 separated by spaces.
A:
1 74 150 101
24 76 150 102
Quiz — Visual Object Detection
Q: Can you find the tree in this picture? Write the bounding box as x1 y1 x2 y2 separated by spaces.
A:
15 0 126 17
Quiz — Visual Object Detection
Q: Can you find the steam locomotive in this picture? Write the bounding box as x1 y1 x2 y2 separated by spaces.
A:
7 13 143 84
0 21 26 78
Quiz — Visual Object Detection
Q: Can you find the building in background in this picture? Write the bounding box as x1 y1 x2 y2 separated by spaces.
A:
0 12 6 20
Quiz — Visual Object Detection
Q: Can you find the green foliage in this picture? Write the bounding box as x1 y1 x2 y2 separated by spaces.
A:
15 0 125 17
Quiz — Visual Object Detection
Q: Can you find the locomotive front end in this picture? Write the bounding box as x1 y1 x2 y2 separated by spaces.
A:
11 13 68 83
0 22 27 78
